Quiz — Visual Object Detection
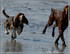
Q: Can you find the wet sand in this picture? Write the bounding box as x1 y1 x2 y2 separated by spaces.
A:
0 1 69 54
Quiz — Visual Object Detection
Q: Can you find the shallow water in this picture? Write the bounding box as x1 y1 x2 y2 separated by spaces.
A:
0 1 69 54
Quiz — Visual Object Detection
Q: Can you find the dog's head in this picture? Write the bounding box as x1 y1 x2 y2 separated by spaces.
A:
14 13 28 25
63 5 68 14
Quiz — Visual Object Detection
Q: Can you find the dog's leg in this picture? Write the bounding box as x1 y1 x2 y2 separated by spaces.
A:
42 24 50 34
16 30 21 35
52 24 57 37
16 27 21 35
42 12 54 34
4 22 9 34
61 32 66 47
17 29 23 35
10 21 16 39
11 27 16 39
5 28 9 34
18 25 23 35
13 27 16 39
17 25 23 35
55 28 62 45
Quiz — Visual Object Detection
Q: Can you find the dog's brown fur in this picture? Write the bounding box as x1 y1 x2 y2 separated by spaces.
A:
42 5 68 47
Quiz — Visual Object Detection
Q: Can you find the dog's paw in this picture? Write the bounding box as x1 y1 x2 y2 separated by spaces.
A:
42 32 45 34
11 36 14 39
5 31 9 34
42 29 46 34
62 43 66 47
11 35 16 39
16 32 20 35
42 31 45 34
6 32 9 34
52 33 54 37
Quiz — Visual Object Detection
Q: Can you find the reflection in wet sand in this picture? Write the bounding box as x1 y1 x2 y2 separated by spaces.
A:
55 45 65 54
3 39 22 52
51 45 66 54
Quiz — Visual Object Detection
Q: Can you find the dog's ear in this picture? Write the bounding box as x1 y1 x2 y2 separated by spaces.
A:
15 13 23 23
22 15 28 25
66 5 68 8
15 13 28 25
63 5 68 13
63 5 68 10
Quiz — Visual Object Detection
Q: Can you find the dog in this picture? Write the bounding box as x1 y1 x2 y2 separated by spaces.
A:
42 5 68 47
2 7 28 39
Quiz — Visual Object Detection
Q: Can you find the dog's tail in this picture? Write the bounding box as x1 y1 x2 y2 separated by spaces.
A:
2 7 10 18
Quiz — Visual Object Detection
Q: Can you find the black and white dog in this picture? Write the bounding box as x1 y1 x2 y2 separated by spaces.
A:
2 7 28 39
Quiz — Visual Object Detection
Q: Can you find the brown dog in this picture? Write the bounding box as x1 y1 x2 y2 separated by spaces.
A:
42 5 68 47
